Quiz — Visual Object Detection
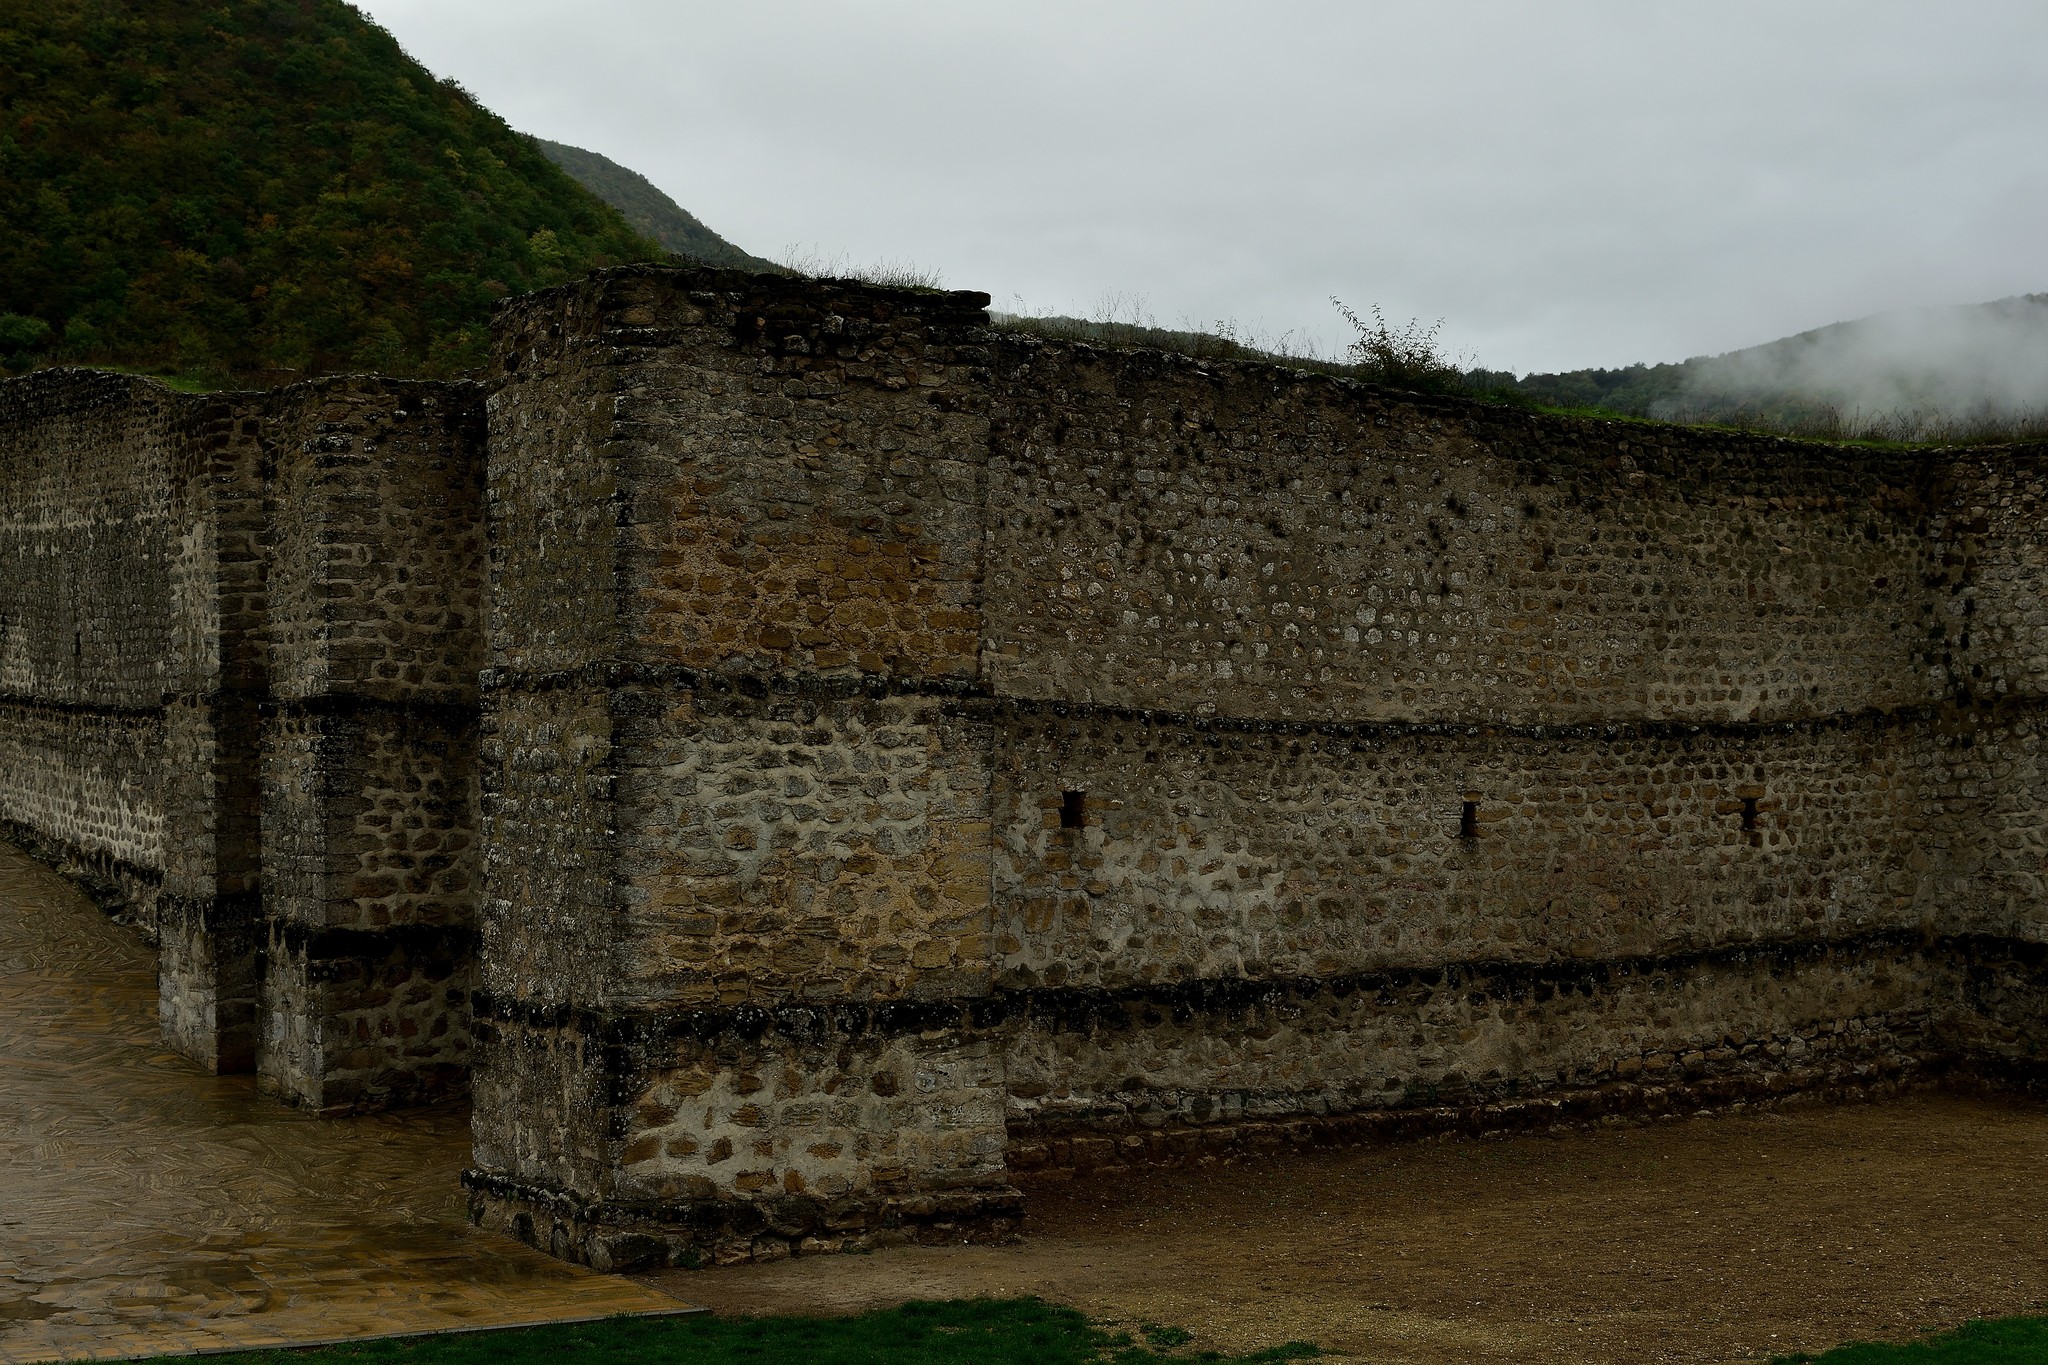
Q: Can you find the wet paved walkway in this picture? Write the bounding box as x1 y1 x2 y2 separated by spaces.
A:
0 843 684 1363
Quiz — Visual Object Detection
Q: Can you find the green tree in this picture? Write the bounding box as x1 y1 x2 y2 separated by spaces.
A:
0 314 52 371
0 0 664 383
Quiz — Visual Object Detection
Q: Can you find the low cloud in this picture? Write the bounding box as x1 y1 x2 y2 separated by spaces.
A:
1671 295 2048 428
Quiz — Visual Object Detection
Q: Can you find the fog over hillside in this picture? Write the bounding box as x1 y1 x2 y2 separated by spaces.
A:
1669 294 2048 427
1511 293 2048 440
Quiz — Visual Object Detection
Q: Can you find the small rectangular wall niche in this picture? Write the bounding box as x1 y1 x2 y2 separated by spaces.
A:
1060 789 1087 829
1740 795 1759 832
1459 799 1479 840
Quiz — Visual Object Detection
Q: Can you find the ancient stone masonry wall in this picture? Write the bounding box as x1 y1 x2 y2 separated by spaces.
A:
0 367 486 1099
973 341 2045 1132
984 708 1969 1142
258 377 484 1112
0 371 179 708
997 941 1949 1165
1945 446 2048 704
1897 449 2048 1062
6 265 2045 1271
0 371 180 917
986 713 1953 992
0 370 276 1070
979 341 1950 726
0 703 161 899
468 267 2046 1273
471 268 1015 1269
156 394 270 1073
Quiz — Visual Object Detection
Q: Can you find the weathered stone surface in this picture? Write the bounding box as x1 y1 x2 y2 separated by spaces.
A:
0 701 162 902
982 344 1952 726
468 265 2047 1267
1004 716 1883 982
3 264 2046 1270
611 688 995 1009
476 271 1015 1261
266 379 485 706
0 371 182 712
258 704 478 1110
257 377 484 1110
0 371 271 1070
0 369 483 1100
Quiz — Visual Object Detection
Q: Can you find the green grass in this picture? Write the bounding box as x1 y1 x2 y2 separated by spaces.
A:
152 1299 1318 1365
1775 1316 2048 1363
74 362 221 393
111 1300 2048 1365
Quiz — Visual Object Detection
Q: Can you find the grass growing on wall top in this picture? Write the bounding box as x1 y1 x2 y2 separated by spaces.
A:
155 1299 1320 1365
995 295 2048 450
777 245 950 293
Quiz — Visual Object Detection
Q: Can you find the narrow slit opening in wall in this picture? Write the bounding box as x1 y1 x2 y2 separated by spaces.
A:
1060 790 1087 830
1459 800 1479 840
1740 795 1759 832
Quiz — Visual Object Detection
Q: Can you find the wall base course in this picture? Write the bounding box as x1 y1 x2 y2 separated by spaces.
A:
0 816 162 938
156 892 262 1073
1007 1059 1932 1180
464 1171 1024 1272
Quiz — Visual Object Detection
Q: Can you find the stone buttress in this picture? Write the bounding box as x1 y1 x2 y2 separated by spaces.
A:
156 391 269 1071
466 271 1016 1267
257 378 485 1111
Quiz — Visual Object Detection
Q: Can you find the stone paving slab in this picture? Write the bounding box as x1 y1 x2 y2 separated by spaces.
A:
0 844 687 1364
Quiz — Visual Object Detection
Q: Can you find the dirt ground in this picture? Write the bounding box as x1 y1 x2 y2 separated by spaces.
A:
0 844 680 1365
654 1093 2048 1364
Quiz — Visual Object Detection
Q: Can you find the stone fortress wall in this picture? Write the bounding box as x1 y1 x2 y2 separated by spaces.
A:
0 369 482 1108
2 265 2044 1271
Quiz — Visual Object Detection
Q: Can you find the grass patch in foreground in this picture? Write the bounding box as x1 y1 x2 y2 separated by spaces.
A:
1776 1315 2048 1363
157 1298 1318 1365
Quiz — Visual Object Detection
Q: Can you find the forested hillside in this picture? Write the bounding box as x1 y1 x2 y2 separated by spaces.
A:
0 0 662 383
535 139 775 272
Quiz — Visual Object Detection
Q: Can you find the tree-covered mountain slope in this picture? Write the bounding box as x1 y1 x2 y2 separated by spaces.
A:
0 0 662 383
534 138 775 272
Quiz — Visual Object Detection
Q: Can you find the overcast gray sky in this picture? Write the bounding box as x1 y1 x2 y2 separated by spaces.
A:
354 1 2047 374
